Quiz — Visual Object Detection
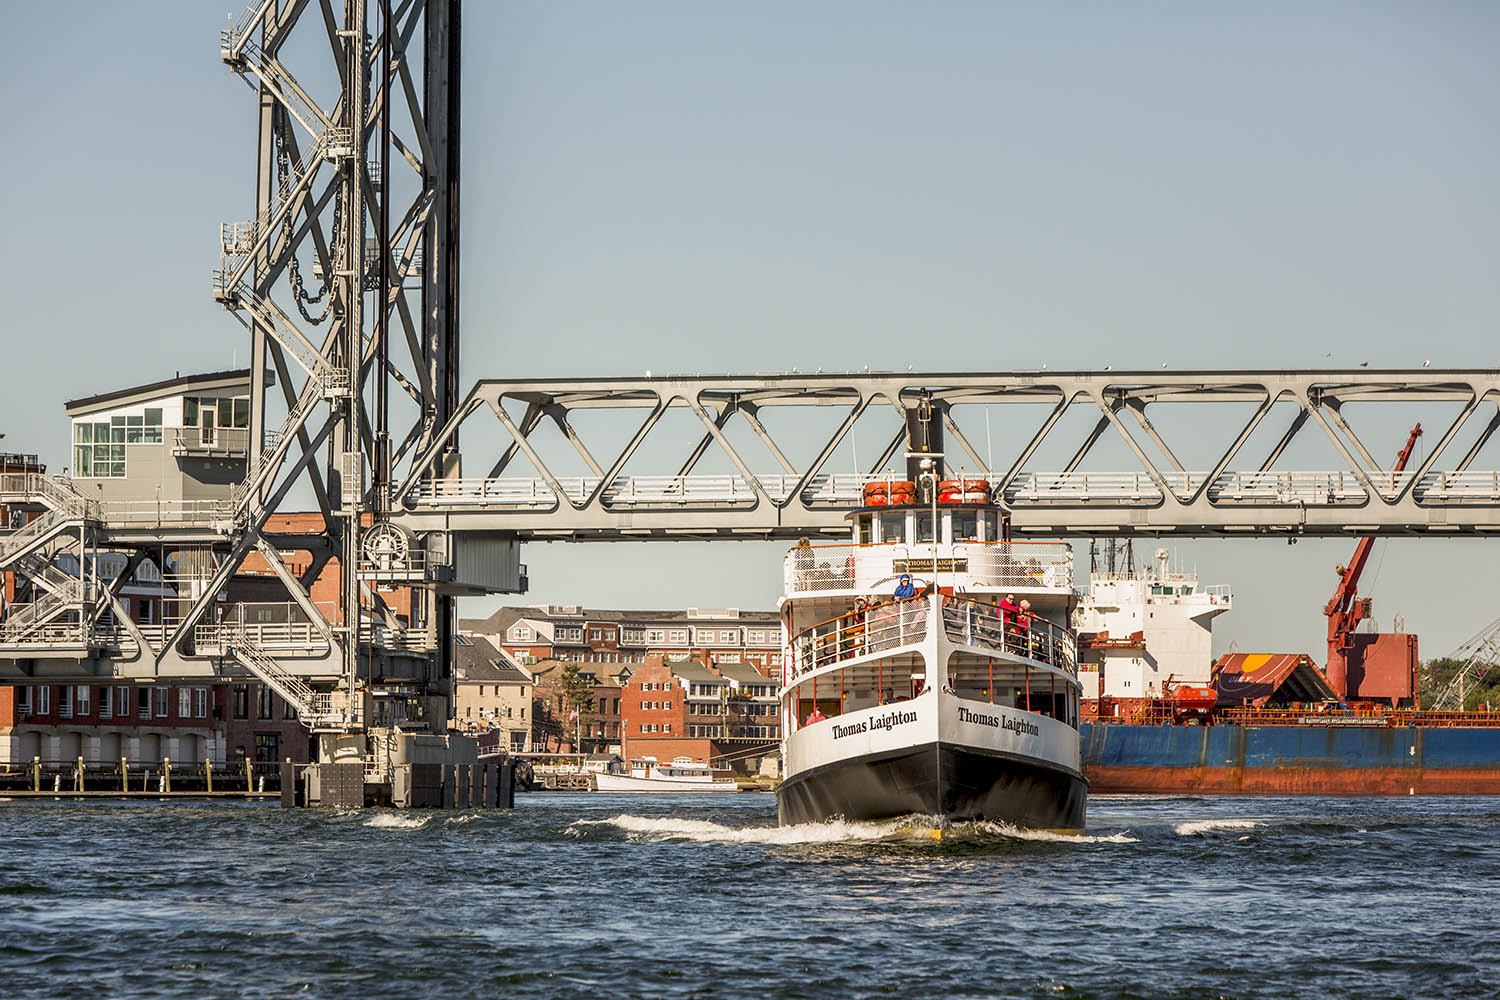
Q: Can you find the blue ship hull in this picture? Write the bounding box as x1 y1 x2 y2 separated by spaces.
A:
1080 722 1500 794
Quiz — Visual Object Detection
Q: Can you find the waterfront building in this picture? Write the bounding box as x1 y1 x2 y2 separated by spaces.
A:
0 681 226 768
620 653 780 774
453 634 533 752
1075 548 1231 701
462 604 784 671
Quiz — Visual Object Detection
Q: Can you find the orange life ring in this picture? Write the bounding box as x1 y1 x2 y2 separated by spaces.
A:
863 481 889 499
962 479 989 492
866 493 889 506
962 490 990 504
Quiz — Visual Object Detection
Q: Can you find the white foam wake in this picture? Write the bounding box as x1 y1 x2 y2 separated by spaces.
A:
569 814 1137 845
364 812 432 830
1173 819 1263 836
570 813 927 844
972 821 1140 844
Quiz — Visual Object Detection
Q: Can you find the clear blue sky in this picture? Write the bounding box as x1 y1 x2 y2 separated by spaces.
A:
2 2 1498 658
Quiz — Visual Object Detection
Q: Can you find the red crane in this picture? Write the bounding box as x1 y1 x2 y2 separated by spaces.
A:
1323 424 1423 703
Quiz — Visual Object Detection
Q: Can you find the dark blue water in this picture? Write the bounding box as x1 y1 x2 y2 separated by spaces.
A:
1 793 1496 998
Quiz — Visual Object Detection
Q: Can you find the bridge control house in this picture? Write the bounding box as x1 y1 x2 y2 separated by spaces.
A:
64 369 258 503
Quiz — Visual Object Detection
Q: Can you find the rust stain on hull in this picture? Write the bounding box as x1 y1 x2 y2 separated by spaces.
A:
1085 766 1500 795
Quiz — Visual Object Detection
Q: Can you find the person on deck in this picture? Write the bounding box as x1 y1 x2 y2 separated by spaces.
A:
893 574 916 600
805 706 827 726
999 594 1021 652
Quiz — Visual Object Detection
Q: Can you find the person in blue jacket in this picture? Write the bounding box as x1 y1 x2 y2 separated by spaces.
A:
893 574 916 600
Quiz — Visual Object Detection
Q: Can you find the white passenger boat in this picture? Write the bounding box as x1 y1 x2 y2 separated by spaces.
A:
777 440 1087 831
593 756 739 793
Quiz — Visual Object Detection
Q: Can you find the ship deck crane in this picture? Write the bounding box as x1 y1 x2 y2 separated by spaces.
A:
1323 424 1422 703
1431 615 1500 711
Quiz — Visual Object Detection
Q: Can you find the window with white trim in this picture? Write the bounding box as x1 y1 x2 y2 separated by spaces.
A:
59 686 73 719
669 630 687 644
17 688 32 714
156 688 170 718
75 686 90 716
179 689 193 717
116 687 129 718
100 688 113 720
512 626 531 641
36 686 50 715
194 688 208 719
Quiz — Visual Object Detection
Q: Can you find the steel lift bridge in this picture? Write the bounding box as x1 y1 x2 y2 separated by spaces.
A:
3 1 1500 795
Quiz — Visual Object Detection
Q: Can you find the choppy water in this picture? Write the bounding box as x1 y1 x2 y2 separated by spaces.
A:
2 793 1497 998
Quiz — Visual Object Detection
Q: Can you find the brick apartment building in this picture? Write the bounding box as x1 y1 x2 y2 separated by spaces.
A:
462 604 785 673
620 652 781 775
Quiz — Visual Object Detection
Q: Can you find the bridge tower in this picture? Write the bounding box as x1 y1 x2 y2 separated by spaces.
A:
210 0 515 795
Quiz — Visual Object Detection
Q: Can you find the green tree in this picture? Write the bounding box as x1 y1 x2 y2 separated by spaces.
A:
558 663 598 750
1420 656 1500 711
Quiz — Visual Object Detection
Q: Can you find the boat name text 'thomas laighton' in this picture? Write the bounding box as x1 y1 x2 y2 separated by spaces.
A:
958 705 1040 736
831 709 918 740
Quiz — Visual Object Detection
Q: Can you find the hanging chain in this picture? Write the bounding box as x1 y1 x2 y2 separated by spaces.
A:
277 129 336 325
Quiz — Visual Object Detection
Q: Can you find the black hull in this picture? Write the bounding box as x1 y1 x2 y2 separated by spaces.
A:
777 742 1087 830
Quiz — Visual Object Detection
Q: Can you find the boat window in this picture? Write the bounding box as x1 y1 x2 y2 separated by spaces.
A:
979 511 998 541
878 511 905 544
951 510 978 543
855 514 873 545
915 512 934 544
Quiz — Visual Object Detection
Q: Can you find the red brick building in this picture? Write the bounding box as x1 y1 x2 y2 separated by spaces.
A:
620 653 781 775
1 681 227 767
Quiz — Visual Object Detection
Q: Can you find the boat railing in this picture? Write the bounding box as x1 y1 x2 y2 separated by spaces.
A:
790 596 929 679
783 540 1073 596
939 594 1078 677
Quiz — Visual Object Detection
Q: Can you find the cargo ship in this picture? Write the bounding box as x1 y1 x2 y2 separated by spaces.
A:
1078 424 1500 795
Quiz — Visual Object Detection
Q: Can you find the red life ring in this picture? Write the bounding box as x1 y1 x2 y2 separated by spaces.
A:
866 493 889 506
863 481 889 500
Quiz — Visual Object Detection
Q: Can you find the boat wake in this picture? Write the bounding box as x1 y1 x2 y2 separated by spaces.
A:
363 812 432 830
1173 819 1263 836
568 814 1137 845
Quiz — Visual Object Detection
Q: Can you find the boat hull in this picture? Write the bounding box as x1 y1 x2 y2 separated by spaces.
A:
594 773 738 793
1082 722 1500 794
777 741 1087 829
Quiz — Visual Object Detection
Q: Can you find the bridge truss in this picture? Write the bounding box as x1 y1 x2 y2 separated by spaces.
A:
392 369 1500 539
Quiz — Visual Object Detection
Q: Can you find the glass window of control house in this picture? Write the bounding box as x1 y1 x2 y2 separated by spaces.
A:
878 511 904 543
915 512 935 544
951 510 979 543
855 514 873 544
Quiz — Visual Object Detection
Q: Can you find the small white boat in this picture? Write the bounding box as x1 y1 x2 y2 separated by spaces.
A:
593 756 739 793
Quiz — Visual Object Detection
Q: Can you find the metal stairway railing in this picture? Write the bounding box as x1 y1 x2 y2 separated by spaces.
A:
0 476 97 566
233 282 350 397
0 580 85 645
221 609 350 731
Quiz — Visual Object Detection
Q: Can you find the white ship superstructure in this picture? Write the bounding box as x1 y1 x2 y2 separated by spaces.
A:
1075 548 1231 699
777 461 1086 830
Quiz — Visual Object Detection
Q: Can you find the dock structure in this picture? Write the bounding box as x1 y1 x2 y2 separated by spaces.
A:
5 1 1500 811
